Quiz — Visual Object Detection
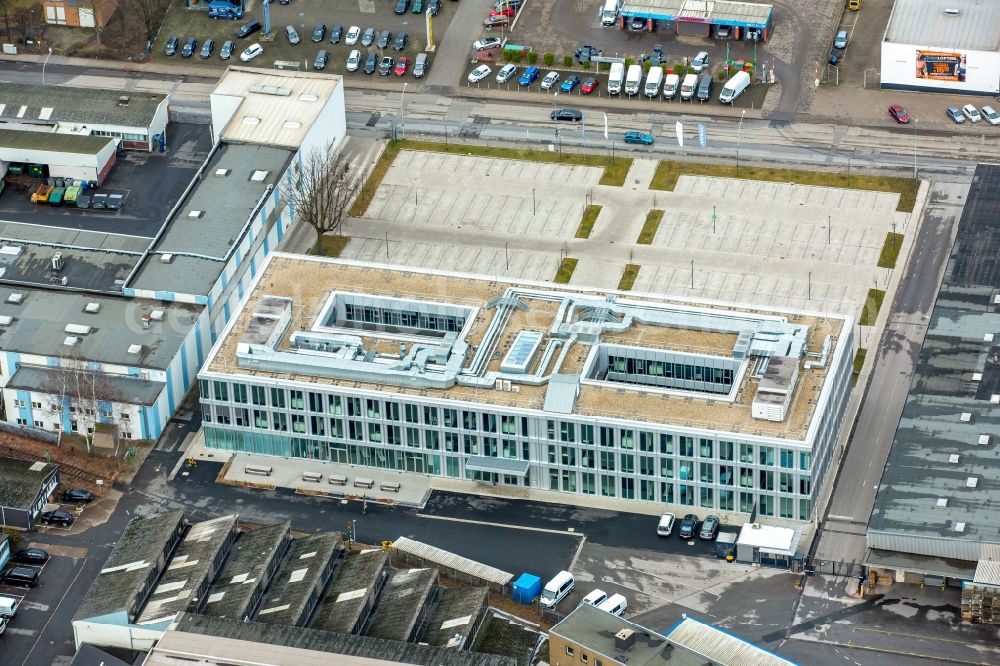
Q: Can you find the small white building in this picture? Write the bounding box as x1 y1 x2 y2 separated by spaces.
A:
881 0 1000 95
736 522 802 568
0 128 116 183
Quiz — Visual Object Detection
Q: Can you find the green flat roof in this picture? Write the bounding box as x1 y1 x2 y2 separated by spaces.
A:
0 128 113 155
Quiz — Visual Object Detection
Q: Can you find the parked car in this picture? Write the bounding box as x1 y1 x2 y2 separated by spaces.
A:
393 32 408 50
240 43 264 62
347 49 362 72
394 56 410 75
699 515 721 541
0 594 19 618
220 40 234 60
629 15 647 31
491 5 515 17
678 513 699 539
575 44 601 63
496 63 517 83
378 55 394 75
656 512 675 536
468 64 492 83
833 29 848 49
473 37 502 51
164 36 179 56
581 77 598 94
13 547 49 565
285 25 301 45
199 38 215 59
364 52 378 74
413 52 429 77
361 27 376 47
540 71 560 90
345 25 360 45
394 0 410 14
560 75 580 92
181 37 197 58
329 25 343 44
551 108 583 122
519 65 539 85
314 49 329 70
981 105 1000 125
41 510 74 526
962 104 981 122
377 29 392 49
61 488 94 503
647 44 664 67
311 23 326 43
235 19 261 38
581 589 607 607
429 0 441 15
691 51 709 72
888 103 910 124
412 0 424 13
946 106 965 124
828 51 840 66
623 130 654 145
0 567 39 588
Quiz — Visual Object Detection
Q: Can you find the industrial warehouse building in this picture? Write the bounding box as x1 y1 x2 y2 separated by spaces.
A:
866 164 1000 592
880 0 1000 95
618 0 773 40
198 254 853 523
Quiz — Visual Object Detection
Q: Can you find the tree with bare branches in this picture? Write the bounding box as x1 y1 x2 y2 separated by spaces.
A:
121 0 166 42
281 141 362 252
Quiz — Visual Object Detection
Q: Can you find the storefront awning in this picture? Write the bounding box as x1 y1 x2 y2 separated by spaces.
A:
465 456 530 477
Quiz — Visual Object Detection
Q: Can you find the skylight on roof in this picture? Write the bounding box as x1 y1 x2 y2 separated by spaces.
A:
282 120 301 129
298 94 318 102
242 116 260 125
214 168 231 177
250 170 269 182
188 210 204 219
39 107 53 120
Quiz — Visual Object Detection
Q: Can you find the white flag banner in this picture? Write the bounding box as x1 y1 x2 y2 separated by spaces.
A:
603 113 609 140
675 121 684 147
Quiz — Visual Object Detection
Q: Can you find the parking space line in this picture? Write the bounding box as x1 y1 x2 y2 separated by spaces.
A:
19 562 85 666
414 512 585 537
853 625 1000 649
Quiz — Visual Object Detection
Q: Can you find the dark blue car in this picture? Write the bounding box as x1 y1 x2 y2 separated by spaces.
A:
624 130 654 145
519 65 539 86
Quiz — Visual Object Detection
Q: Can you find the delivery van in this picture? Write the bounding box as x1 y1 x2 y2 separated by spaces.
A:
597 593 628 617
624 64 643 96
662 72 680 99
644 66 663 98
540 571 575 609
719 70 750 104
696 74 713 102
679 73 698 101
607 62 625 95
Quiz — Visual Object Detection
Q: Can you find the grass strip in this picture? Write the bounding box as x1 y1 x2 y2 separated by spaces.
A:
314 235 350 257
351 141 632 218
851 348 867 386
649 161 918 213
860 289 885 326
576 204 602 238
877 232 904 269
637 209 664 245
554 257 578 284
618 264 640 291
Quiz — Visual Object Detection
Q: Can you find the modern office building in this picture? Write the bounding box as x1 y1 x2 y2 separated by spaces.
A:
199 254 853 521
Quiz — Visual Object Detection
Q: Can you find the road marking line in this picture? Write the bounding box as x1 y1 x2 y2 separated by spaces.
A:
20 560 86 666
853 625 1000 649
414 512 584 537
845 638 990 665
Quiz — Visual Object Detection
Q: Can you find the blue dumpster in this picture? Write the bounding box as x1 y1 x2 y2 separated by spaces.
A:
512 573 541 604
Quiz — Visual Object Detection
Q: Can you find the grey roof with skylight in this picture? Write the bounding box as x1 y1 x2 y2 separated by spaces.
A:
203 522 290 621
364 567 438 642
868 164 1000 564
255 532 341 627
0 82 166 129
0 287 201 369
127 142 292 298
0 128 114 154
421 587 488 648
310 549 388 634
7 365 165 405
0 457 57 510
884 0 1000 51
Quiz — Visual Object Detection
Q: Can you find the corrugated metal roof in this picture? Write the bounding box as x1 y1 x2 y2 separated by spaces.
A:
667 616 798 666
543 374 579 414
391 537 513 586
974 544 1000 584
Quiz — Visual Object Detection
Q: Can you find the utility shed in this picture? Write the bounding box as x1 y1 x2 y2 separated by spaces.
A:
0 127 117 183
255 532 343 627
421 587 489 649
736 523 802 568
137 514 239 623
365 567 439 643
310 549 389 635
202 521 291 621
72 510 187 650
0 456 59 530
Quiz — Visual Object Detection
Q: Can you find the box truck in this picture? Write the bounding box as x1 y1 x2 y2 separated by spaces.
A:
719 70 751 104
600 0 622 26
662 72 680 99
644 66 663 98
624 64 643 96
607 62 625 95
679 73 698 101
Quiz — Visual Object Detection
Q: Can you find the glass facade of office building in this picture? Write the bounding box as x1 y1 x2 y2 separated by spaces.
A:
200 334 850 522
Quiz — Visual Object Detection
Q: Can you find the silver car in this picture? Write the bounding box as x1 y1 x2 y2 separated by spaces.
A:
496 63 517 84
285 25 300 45
540 70 560 90
691 51 709 72
346 49 361 72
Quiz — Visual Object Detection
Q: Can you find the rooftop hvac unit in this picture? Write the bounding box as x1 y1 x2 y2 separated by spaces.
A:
65 324 92 335
118 95 131 106
150 309 164 321
64 336 79 346
85 302 101 313
7 293 24 304
160 254 174 264
0 315 12 326
128 344 143 355
51 252 64 271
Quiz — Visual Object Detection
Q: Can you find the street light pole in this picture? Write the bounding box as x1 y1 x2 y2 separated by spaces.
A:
736 109 746 176
399 82 407 137
42 47 52 85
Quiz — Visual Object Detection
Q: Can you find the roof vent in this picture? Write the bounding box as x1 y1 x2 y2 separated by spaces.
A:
960 412 972 422
0 315 12 326
615 628 635 651
7 293 24 304
948 454 960 464
128 344 143 355
150 309 164 321
85 302 101 313
51 252 65 271
65 324 92 335
954 522 966 533
944 7 960 15
64 336 79 346
118 95 131 106
160 254 174 264
979 434 991 446
966 477 979 488
250 170 269 182
937 498 948 507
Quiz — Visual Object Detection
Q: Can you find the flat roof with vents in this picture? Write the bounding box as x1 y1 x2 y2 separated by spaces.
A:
0 82 166 129
884 0 1000 52
868 163 1000 567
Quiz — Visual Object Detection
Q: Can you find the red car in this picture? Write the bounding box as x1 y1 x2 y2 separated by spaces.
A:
490 6 516 17
888 104 910 124
581 76 598 94
394 56 410 76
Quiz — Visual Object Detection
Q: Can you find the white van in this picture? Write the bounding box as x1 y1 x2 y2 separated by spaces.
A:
644 67 663 98
540 570 575 608
601 0 622 26
624 64 643 96
580 589 607 607
679 73 698 101
0 594 18 619
719 70 750 104
607 62 625 95
662 72 680 100
597 593 628 617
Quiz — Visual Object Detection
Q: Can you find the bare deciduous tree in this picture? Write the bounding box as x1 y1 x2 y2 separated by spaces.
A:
281 141 362 252
121 0 164 42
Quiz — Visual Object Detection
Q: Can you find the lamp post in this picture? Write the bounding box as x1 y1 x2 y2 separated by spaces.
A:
42 47 52 85
736 109 746 176
399 82 408 137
